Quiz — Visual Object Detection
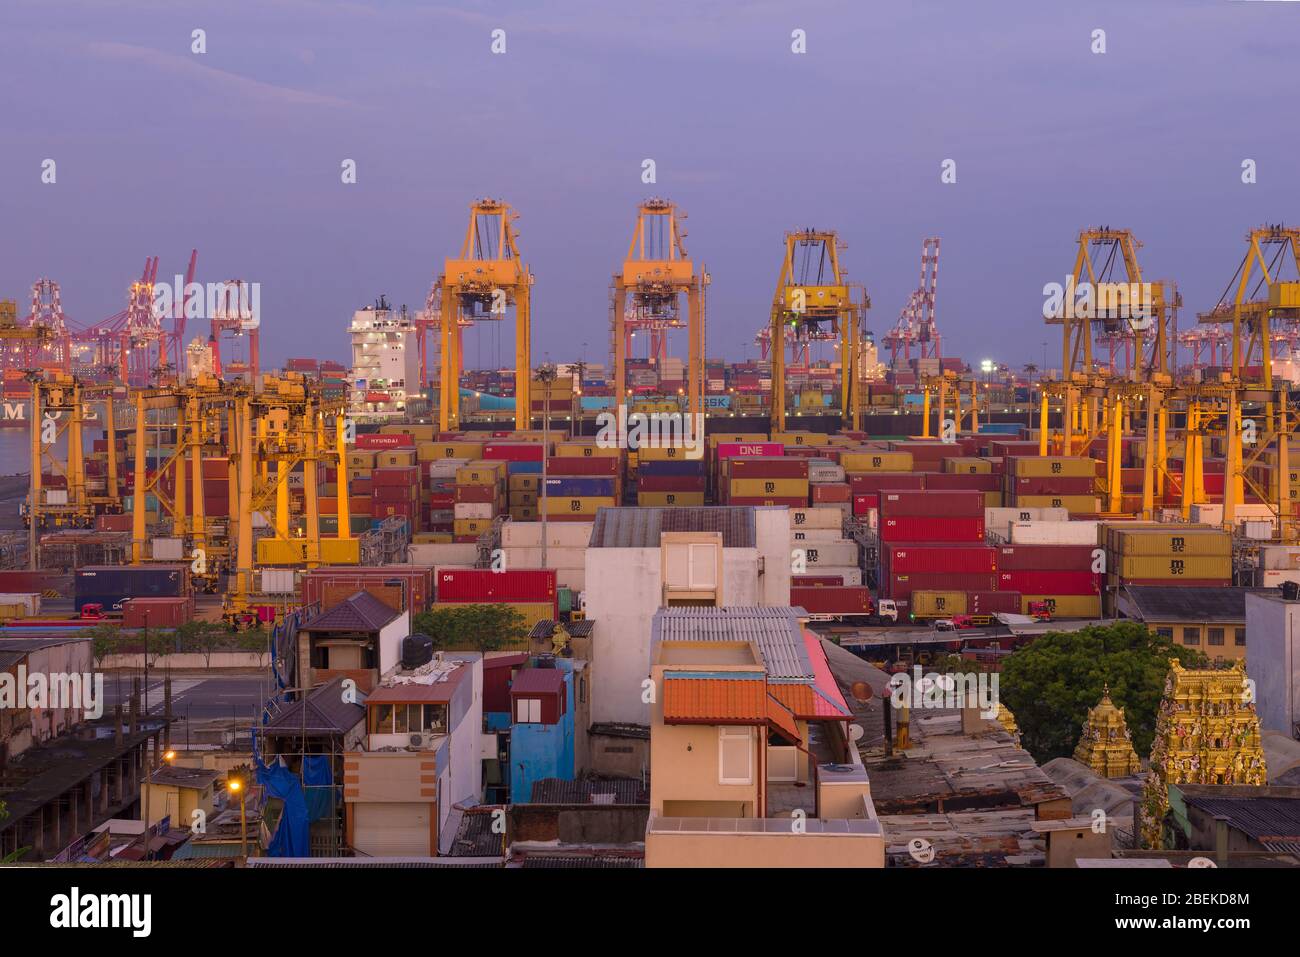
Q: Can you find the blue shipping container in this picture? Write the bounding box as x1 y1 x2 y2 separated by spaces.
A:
544 477 616 496
638 460 705 477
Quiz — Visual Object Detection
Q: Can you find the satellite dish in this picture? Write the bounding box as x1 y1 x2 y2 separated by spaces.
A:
851 681 873 702
849 724 865 743
1187 857 1218 869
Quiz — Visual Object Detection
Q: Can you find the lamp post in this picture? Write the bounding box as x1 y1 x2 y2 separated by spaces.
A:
142 747 176 860
228 775 248 861
536 363 557 571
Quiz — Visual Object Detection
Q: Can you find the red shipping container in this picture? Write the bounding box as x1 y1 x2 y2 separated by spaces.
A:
792 575 849 586
547 456 620 476
1008 476 1097 495
995 545 1097 570
372 466 420 487
885 545 996 573
728 458 810 479
849 473 926 494
922 472 1001 492
354 433 415 450
879 489 984 517
303 566 434 616
436 568 557 613
122 596 195 629
967 591 1021 614
790 586 872 615
375 501 417 520
812 483 851 504
484 442 544 462
885 573 999 599
878 515 985 543
374 485 418 504
454 485 498 504
715 442 785 458
427 493 456 509
997 570 1099 595
727 496 808 507
351 477 373 495
853 494 877 515
638 474 706 492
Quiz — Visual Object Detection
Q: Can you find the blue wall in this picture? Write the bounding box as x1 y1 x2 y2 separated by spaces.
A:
509 661 576 803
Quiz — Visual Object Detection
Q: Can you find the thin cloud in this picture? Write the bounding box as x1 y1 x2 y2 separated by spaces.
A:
85 40 354 110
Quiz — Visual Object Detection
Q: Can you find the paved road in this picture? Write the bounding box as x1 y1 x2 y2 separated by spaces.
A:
99 672 272 723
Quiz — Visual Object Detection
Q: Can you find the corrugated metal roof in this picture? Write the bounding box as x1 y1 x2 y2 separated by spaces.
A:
663 671 767 723
1184 795 1300 843
589 506 756 548
528 777 648 805
1123 585 1262 622
510 667 566 695
766 694 802 744
528 619 596 640
651 607 814 681
520 855 643 868
264 676 367 735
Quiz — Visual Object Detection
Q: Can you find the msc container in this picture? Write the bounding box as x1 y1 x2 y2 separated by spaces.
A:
796 540 859 567
1011 495 1099 514
878 489 984 517
637 491 706 507
455 461 506 486
885 545 996 574
1022 594 1102 618
1115 555 1232 579
1109 528 1231 557
790 586 872 615
788 507 846 530
122 596 195 629
789 527 847 543
840 451 914 472
943 457 993 474
1008 456 1097 478
730 478 809 498
542 496 616 517
910 590 967 617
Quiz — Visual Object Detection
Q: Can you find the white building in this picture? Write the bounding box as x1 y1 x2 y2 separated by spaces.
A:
349 297 421 419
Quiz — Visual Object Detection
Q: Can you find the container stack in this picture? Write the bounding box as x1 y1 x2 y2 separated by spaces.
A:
636 445 706 506
371 463 419 533
725 457 809 507
840 449 915 527
1005 456 1099 515
1102 524 1232 591
483 441 545 522
500 520 592 593
808 458 850 521
995 543 1102 618
433 567 559 639
452 459 507 542
876 489 989 615
788 505 860 587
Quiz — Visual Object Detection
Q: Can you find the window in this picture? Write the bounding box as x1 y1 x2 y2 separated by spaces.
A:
1235 628 1246 647
1208 628 1224 647
1182 627 1200 646
1155 627 1173 642
369 704 394 734
719 727 754 785
515 698 541 723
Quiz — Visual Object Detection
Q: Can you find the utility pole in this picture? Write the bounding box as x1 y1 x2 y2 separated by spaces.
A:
536 363 557 571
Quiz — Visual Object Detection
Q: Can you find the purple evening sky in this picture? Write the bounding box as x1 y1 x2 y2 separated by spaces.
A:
1 0 1297 373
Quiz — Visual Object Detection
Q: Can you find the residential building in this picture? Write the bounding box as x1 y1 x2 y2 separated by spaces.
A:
296 590 411 694
1245 590 1300 738
509 660 575 802
140 766 219 829
1117 585 1254 664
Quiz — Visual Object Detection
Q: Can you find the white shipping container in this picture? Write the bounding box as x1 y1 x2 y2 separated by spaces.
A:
260 568 296 595
0 593 41 616
796 566 862 587
501 520 593 549
985 506 1069 527
152 537 184 561
789 527 845 543
1261 545 1300 571
427 459 469 479
501 546 587 570
789 507 844 531
798 540 859 567
1262 569 1300 587
1244 521 1275 540
1010 520 1100 545
44 489 68 506
408 543 480 567
454 502 495 520
808 462 846 484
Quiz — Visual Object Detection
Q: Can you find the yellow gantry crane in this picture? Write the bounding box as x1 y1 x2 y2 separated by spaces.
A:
25 373 119 537
769 229 867 432
611 199 708 421
433 199 533 431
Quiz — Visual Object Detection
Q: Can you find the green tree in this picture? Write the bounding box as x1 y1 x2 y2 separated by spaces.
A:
411 603 529 653
140 627 174 669
84 623 125 668
999 621 1210 765
176 620 232 669
235 627 270 668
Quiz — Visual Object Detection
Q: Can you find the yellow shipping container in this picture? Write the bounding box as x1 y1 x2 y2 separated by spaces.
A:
637 445 702 462
257 538 360 566
380 424 437 441
347 468 370 483
1023 594 1102 618
375 450 417 468
709 433 769 447
943 457 992 474
729 478 810 498
346 452 375 469
509 506 539 521
418 441 485 462
1011 456 1097 478
509 475 541 491
1014 494 1099 513
454 518 493 537
910 591 967 618
1116 555 1232 579
1110 527 1231 557
637 491 707 507
511 490 539 507
543 496 616 517
840 451 914 472
455 460 506 486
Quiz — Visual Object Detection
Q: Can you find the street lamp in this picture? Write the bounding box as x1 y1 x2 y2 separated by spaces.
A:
142 747 176 860
535 363 558 571
228 774 248 861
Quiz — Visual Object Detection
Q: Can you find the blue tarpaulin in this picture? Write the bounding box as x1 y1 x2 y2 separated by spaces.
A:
254 753 310 858
302 755 334 823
